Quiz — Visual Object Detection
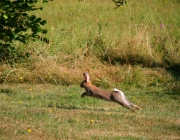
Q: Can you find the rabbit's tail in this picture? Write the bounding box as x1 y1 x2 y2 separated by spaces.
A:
114 88 125 97
114 88 141 110
114 88 131 106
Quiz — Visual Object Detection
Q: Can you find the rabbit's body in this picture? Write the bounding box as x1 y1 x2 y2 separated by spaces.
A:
80 72 141 112
81 83 112 101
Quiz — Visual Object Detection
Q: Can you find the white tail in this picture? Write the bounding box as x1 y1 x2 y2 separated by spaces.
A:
114 88 131 106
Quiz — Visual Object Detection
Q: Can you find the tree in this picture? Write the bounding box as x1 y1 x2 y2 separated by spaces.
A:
0 0 52 61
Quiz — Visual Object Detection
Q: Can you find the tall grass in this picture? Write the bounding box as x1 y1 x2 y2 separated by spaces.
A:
38 0 180 66
0 0 180 90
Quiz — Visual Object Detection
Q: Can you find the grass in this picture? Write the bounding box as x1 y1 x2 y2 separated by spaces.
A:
0 0 180 139
0 0 180 87
0 84 179 140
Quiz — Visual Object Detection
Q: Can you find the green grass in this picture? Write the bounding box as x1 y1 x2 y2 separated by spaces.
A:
1 0 180 87
37 0 180 66
0 0 180 139
0 84 179 140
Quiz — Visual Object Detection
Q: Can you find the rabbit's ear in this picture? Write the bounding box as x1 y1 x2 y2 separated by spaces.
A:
83 72 90 82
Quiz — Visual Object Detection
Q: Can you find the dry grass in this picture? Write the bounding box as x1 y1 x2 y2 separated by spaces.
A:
1 0 180 88
0 56 174 93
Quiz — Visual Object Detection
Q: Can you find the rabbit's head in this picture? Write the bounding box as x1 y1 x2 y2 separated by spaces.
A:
80 72 91 88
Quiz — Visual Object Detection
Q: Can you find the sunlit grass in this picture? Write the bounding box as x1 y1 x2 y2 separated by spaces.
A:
0 84 179 139
1 0 180 88
0 0 180 139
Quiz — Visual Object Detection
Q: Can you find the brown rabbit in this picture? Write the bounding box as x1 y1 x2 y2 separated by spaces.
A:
80 72 140 112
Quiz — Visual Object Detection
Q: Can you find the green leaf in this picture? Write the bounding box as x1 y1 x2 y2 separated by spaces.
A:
3 14 8 19
35 17 42 23
22 13 28 16
43 0 48 4
40 20 47 25
13 33 19 39
41 30 48 34
29 15 36 20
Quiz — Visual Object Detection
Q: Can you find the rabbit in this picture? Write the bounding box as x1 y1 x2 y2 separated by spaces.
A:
80 72 141 112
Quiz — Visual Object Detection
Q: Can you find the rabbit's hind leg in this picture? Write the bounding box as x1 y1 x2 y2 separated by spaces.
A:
123 104 136 112
130 103 141 110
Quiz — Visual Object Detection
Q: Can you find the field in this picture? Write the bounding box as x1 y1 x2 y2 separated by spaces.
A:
0 0 180 139
0 84 180 140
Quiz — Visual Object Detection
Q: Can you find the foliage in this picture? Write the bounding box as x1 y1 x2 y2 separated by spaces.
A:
112 0 127 8
0 0 52 60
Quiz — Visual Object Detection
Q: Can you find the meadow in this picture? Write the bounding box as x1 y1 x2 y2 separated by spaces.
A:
0 0 180 139
0 84 179 140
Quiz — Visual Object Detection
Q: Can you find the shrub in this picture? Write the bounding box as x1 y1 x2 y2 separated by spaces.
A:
0 0 51 61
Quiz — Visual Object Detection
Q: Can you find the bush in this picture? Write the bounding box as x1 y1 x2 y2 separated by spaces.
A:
0 0 51 61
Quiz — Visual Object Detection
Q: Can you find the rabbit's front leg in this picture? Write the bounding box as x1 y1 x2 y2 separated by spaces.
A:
81 92 87 97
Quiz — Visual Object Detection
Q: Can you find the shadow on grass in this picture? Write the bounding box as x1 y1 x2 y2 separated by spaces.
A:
55 105 107 111
163 64 180 95
165 64 180 77
92 136 147 140
0 88 15 95
50 104 134 114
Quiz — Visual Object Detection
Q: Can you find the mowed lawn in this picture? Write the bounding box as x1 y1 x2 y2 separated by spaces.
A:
0 84 179 140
